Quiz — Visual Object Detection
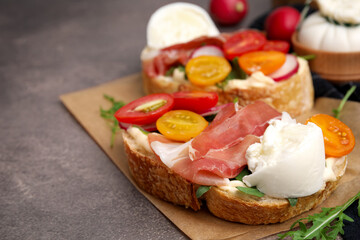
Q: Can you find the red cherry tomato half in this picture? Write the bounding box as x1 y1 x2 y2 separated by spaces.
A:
262 40 290 53
172 91 219 113
114 93 174 125
223 30 266 60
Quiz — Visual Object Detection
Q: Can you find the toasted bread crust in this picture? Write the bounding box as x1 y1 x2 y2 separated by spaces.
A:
142 58 314 117
122 131 347 224
123 132 201 211
205 165 345 224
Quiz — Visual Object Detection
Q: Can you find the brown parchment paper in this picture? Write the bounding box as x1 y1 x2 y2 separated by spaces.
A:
60 73 360 240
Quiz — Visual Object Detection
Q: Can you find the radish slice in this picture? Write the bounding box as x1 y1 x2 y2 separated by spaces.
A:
268 54 299 82
119 122 157 132
190 45 224 59
199 103 233 117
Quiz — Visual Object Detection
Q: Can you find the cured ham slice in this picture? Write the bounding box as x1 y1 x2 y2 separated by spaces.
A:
148 101 281 186
149 133 259 186
172 135 259 184
189 101 281 160
143 36 225 78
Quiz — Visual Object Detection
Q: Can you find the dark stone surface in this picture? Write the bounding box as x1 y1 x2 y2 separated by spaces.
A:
0 1 271 239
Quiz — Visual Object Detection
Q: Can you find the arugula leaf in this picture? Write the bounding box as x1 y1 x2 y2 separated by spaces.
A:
236 186 265 198
216 77 229 90
333 85 357 119
100 94 125 147
297 0 313 31
216 57 247 90
231 57 247 80
196 186 211 198
133 126 149 135
165 65 186 77
292 53 316 61
300 54 316 60
235 167 251 181
288 198 298 207
278 191 360 240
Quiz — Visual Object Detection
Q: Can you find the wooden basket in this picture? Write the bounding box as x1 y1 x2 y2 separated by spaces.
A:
291 32 360 82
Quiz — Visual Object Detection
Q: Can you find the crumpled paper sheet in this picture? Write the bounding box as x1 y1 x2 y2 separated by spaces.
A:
60 73 360 240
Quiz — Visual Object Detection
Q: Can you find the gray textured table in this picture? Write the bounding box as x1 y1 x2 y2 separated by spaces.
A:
1 1 274 239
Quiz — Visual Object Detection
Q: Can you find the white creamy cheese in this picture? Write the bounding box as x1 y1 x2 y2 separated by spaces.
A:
127 127 152 153
299 12 360 52
243 112 326 198
317 0 360 24
146 2 219 49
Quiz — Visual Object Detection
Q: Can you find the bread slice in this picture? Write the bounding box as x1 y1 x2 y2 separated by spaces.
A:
142 57 314 118
122 129 347 224
123 130 201 211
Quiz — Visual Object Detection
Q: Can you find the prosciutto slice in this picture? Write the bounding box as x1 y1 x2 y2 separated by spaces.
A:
148 101 281 186
189 101 281 160
143 36 225 78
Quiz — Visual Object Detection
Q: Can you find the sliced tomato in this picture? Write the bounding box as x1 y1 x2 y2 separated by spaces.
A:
262 40 290 53
186 56 231 86
156 110 209 142
114 93 174 125
172 91 219 113
307 114 355 157
223 30 266 60
238 50 286 75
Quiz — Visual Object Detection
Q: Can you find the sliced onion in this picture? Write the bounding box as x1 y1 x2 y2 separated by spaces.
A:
119 122 157 132
268 54 299 82
199 103 233 117
190 45 224 59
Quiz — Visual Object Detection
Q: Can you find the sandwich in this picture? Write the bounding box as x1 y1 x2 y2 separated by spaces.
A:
115 92 355 224
141 2 314 118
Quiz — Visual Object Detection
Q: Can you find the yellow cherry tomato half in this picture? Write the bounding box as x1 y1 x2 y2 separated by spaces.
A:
185 56 232 86
238 50 286 75
156 110 208 142
306 114 355 157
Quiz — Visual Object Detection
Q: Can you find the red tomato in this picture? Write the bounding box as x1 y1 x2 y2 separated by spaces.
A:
223 30 266 60
172 91 219 113
265 6 300 43
114 93 174 125
262 40 290 53
210 0 248 25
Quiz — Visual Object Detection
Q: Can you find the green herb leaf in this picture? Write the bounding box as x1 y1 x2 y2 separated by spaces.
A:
288 198 298 207
333 85 356 119
236 186 265 198
165 65 186 77
196 186 211 198
165 66 176 76
300 54 316 60
297 0 313 31
235 167 251 181
133 126 150 135
231 57 247 80
100 94 125 147
216 77 229 90
278 191 360 240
